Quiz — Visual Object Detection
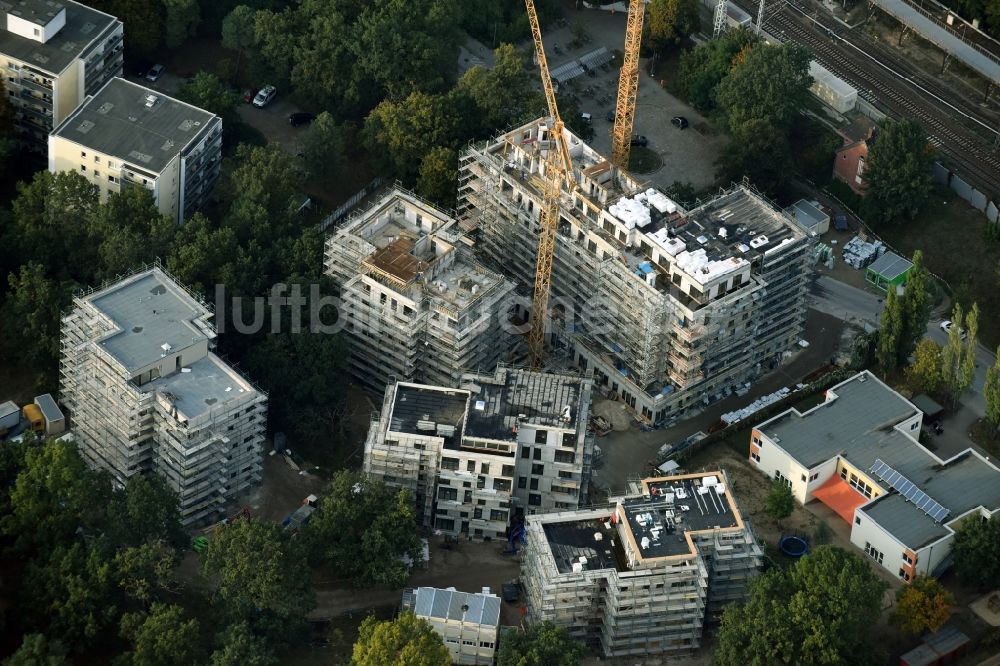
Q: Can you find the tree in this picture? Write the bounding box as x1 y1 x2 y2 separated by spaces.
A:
677 29 758 112
960 302 979 390
221 5 257 79
177 72 241 122
209 621 278 666
4 634 69 666
224 143 302 220
455 43 536 132
163 0 201 49
862 118 933 225
201 519 315 632
87 187 176 282
304 471 423 588
940 303 978 407
898 250 931 364
299 112 345 182
496 621 585 666
951 514 1000 589
105 474 186 549
985 346 1000 432
417 147 458 209
0 263 68 374
892 575 954 635
716 118 795 195
850 329 879 370
166 213 241 295
92 0 164 61
877 287 903 375
113 541 181 605
715 546 887 665
364 91 464 180
906 339 943 397
351 613 450 666
715 42 812 133
119 603 202 666
648 0 700 51
766 480 794 521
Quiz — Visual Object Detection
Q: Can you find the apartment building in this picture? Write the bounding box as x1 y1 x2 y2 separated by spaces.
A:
363 365 595 539
325 187 517 392
0 0 122 153
402 586 500 665
49 77 222 223
60 265 267 525
459 119 813 424
521 471 762 659
750 370 1000 581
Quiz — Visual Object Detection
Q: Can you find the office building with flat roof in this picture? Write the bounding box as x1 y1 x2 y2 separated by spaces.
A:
750 370 1000 582
60 265 267 524
363 365 595 540
521 471 761 658
49 77 222 222
0 0 122 153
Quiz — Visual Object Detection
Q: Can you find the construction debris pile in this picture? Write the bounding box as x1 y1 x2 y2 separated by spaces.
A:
721 387 791 425
841 236 886 269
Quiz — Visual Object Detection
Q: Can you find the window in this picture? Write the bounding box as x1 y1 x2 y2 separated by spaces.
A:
855 516 861 525
108 175 117 183
902 553 913 564
436 518 454 531
855 156 866 184
441 457 459 470
529 478 539 490
750 451 760 463
473 508 482 519
467 460 475 472
438 487 457 501
558 470 573 479
490 509 507 522
562 433 576 447
752 436 762 447
801 474 807 482
531 464 544 476
554 450 575 464
533 447 542 460
464 490 472 502
481 462 490 475
517 476 527 489
521 447 530 459
80 165 86 172
502 465 514 477
81 151 86 158
493 478 511 492
480 641 494 649
534 430 547 444
863 542 884 565
94 155 100 163
528 493 541 506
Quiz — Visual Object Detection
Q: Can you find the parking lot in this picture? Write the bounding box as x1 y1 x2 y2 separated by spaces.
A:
538 10 727 190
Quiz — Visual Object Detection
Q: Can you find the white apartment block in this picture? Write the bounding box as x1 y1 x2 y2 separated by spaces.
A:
60 265 267 525
0 0 122 153
49 77 222 222
750 370 1000 582
521 471 762 659
325 187 517 392
363 365 595 540
459 119 813 423
402 586 500 665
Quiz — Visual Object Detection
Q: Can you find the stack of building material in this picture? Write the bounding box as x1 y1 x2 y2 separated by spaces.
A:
841 236 885 269
721 387 791 425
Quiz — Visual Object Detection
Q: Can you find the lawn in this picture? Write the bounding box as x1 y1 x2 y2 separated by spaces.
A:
874 188 1000 349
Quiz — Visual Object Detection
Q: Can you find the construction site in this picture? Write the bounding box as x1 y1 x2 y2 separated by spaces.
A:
363 365 596 540
59 265 268 525
520 470 762 659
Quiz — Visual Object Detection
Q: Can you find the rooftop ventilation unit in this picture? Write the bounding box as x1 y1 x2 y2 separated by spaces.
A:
144 94 158 108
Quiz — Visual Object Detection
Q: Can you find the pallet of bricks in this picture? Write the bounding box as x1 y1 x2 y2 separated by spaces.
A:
841 235 885 269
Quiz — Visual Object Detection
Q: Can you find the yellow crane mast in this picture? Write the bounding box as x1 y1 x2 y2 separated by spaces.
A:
611 0 645 170
524 0 575 370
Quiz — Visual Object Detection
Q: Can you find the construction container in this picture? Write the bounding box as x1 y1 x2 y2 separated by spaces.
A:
0 401 18 434
22 403 44 433
33 393 66 436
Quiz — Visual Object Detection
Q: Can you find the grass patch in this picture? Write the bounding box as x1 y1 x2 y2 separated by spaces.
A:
628 146 663 174
874 188 1000 348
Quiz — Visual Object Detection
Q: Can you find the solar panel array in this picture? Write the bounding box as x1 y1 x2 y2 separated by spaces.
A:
869 459 951 523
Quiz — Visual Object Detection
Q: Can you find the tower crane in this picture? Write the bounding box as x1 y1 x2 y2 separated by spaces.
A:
611 0 646 170
524 0 576 370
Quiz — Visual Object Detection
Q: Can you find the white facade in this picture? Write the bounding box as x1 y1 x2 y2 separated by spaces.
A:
406 587 500 665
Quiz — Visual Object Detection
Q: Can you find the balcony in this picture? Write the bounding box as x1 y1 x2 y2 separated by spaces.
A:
18 76 53 94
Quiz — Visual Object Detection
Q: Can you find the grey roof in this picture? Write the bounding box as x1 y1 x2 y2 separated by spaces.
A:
464 368 583 441
413 587 500 627
543 518 619 573
33 393 62 422
0 400 17 420
148 354 255 421
53 77 217 173
0 0 118 75
910 394 944 418
900 625 970 666
87 269 211 372
862 495 949 549
389 385 469 446
789 199 828 229
866 251 913 281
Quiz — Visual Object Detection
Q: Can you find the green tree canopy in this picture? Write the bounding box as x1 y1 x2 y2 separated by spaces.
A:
496 621 585 666
455 43 537 132
209 621 279 666
364 91 466 180
716 118 794 195
715 42 813 133
906 339 943 397
715 546 887 665
417 147 458 209
299 112 345 182
676 27 757 112
87 187 176 282
163 0 200 49
351 613 450 666
951 514 1000 589
221 5 257 77
0 262 69 376
892 575 954 635
105 474 186 548
877 287 903 375
3 633 69 666
985 346 1000 432
898 250 931 363
119 603 202 666
862 118 933 225
766 480 794 521
304 471 423 588
648 0 700 52
177 71 241 122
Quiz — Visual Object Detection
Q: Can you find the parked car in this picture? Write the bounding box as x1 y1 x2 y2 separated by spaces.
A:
288 112 316 127
242 88 258 104
939 320 967 339
252 85 277 108
606 109 615 122
144 64 165 83
671 116 689 129
580 112 592 123
630 135 648 147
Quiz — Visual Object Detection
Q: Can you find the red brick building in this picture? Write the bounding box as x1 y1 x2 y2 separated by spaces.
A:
832 117 877 195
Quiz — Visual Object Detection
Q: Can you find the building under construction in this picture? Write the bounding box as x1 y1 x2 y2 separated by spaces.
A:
520 471 762 659
458 119 813 423
363 365 595 539
59 266 267 525
325 187 517 393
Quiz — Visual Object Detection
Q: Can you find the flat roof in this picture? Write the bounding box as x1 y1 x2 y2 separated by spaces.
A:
413 587 500 627
862 494 949 549
33 393 62 422
0 0 117 74
542 518 620 574
867 251 912 281
463 368 583 441
87 268 211 372
363 237 430 285
0 401 17 419
789 199 828 228
53 77 216 173
149 353 255 421
389 384 469 447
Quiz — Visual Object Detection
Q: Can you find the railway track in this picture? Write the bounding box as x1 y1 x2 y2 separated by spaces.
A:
735 0 1000 196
